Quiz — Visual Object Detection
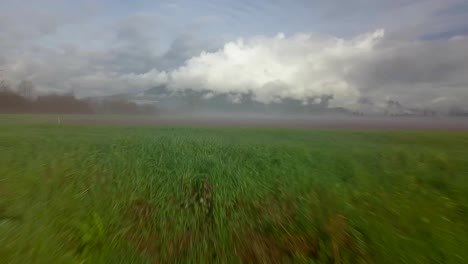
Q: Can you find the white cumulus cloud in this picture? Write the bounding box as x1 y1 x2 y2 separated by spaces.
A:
158 30 385 106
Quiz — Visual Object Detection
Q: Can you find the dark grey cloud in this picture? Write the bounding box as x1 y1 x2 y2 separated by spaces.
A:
347 35 468 110
354 40 467 86
0 8 223 96
159 33 223 70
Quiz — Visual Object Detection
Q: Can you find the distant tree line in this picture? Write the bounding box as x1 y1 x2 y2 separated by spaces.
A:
448 106 468 117
0 80 158 115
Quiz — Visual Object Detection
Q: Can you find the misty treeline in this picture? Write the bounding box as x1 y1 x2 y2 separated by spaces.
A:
0 80 158 115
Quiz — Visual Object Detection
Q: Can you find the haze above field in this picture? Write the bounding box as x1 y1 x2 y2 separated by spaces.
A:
1 0 468 114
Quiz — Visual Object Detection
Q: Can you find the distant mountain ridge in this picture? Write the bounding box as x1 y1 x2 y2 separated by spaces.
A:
90 86 468 117
92 85 350 115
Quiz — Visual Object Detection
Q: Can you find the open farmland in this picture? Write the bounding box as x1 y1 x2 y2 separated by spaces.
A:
1 115 468 263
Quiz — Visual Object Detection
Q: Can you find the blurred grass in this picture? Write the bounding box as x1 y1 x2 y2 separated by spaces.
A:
0 115 467 263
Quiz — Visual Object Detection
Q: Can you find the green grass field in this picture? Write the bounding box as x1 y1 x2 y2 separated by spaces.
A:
1 118 468 263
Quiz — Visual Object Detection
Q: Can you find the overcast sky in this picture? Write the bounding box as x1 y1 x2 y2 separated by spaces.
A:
1 0 468 109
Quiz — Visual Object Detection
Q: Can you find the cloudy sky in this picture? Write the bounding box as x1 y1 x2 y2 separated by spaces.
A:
1 0 468 109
